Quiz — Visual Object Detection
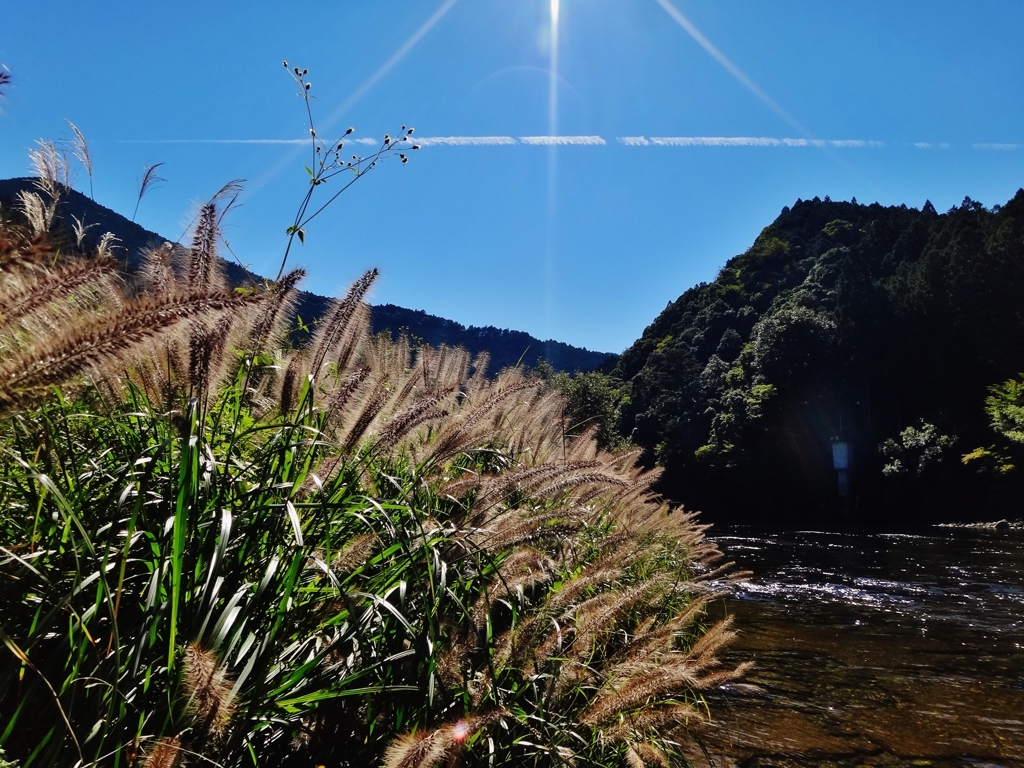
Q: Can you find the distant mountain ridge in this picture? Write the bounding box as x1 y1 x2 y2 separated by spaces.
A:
0 177 613 373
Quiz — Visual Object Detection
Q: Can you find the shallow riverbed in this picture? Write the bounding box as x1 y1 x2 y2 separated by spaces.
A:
690 527 1024 768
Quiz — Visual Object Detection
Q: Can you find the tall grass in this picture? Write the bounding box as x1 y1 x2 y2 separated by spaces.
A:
0 98 747 766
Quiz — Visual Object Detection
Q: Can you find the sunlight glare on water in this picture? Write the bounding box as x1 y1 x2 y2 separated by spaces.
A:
693 527 1024 767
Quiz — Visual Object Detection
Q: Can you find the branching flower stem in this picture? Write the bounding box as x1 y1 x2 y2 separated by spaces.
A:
276 62 419 280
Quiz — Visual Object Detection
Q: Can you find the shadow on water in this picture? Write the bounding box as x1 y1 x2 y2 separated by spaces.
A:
689 527 1024 768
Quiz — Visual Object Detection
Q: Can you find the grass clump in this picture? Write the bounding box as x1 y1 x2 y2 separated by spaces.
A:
0 127 746 768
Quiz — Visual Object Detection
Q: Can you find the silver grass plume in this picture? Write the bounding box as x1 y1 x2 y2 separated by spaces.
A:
141 736 182 768
0 255 117 331
424 381 537 466
186 202 225 293
15 190 54 236
381 718 486 768
372 387 457 454
278 351 309 415
139 242 176 296
321 367 371 426
0 291 256 412
182 642 235 737
69 213 97 247
0 231 51 272
248 268 305 352
96 231 121 259
133 163 166 222
309 268 378 377
340 380 389 453
65 120 93 199
29 139 70 202
188 314 234 404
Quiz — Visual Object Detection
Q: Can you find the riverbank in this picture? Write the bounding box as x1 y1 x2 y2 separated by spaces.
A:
687 527 1024 768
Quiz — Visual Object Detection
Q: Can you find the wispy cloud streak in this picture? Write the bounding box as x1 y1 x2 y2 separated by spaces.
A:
650 136 780 146
623 136 885 148
830 139 884 148
124 135 983 150
118 139 310 145
783 138 826 147
519 135 606 145
414 136 517 146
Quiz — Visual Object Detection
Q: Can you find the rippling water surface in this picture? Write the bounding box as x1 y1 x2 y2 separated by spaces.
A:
693 527 1024 767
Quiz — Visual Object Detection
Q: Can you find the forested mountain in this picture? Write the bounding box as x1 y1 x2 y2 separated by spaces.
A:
615 193 1024 523
0 177 612 373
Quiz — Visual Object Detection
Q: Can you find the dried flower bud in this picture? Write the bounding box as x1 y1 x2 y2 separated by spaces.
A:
346 127 354 135
310 128 316 137
337 142 344 149
283 60 288 67
302 68 308 75
412 145 421 150
407 128 414 135
401 156 409 163
305 83 311 90
384 134 391 144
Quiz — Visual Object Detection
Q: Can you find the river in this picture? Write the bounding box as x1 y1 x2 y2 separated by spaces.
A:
691 527 1024 768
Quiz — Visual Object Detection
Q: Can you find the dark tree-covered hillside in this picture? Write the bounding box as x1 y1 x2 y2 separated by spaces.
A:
616 193 1024 524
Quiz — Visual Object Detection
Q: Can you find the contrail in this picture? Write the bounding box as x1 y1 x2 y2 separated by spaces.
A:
413 136 518 146
122 135 990 151
622 136 885 148
116 137 385 147
520 135 606 145
830 140 884 148
783 138 826 147
650 136 780 147
117 139 310 145
652 0 811 137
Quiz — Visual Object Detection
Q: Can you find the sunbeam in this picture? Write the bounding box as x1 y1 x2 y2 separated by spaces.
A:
548 0 560 138
544 0 561 343
652 0 810 137
247 0 459 195
324 0 460 130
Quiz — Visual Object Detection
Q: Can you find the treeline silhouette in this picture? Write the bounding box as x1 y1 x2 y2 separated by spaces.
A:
614 192 1024 524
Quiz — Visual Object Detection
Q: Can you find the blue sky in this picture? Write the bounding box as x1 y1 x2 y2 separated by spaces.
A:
2 1 1023 353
